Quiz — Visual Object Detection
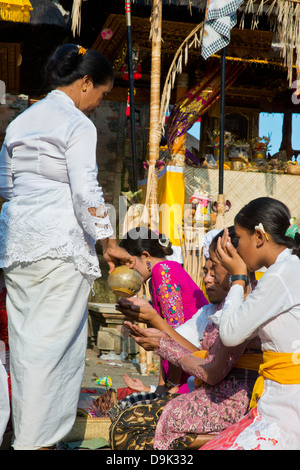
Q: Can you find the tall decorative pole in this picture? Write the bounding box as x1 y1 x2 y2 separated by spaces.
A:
136 0 162 375
215 47 226 229
125 0 138 192
145 0 162 232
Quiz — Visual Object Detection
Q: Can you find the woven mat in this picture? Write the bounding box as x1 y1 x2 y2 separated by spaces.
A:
184 167 300 226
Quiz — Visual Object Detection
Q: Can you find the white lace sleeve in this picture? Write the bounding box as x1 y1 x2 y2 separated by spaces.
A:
219 272 291 347
0 140 13 201
65 118 114 241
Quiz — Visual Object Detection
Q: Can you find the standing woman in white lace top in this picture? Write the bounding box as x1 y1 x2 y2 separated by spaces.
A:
0 44 133 449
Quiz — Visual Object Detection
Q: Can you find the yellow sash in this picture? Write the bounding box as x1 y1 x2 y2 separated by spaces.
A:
193 350 209 360
234 353 263 371
192 350 209 387
192 351 262 388
249 350 300 409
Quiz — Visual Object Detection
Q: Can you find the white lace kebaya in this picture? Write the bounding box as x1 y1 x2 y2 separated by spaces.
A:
0 90 113 285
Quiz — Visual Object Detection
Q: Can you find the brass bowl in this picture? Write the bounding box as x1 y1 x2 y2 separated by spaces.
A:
107 265 142 297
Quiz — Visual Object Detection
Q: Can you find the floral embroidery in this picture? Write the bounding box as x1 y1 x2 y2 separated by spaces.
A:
155 263 184 327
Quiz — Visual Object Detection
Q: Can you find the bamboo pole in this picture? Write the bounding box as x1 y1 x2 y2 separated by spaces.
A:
146 0 162 232
148 0 162 167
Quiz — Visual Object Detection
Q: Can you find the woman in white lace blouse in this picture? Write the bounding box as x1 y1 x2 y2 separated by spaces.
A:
202 197 300 450
0 44 133 450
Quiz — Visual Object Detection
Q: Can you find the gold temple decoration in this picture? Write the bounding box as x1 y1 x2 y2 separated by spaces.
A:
211 53 298 68
0 0 32 23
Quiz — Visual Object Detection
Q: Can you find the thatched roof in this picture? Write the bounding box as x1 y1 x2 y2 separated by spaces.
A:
239 0 300 86
70 0 205 36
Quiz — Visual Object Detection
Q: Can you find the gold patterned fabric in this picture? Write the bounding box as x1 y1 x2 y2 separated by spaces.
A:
109 394 185 450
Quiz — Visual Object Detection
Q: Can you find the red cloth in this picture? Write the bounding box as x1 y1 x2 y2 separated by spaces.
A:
0 287 8 349
116 387 136 401
201 408 258 450
0 286 11 399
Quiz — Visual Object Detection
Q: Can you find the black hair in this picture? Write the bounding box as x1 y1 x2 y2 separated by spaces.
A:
234 197 300 257
209 226 239 254
119 227 173 258
43 44 114 90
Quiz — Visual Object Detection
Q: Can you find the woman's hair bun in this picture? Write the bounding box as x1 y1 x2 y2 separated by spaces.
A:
43 43 114 90
54 45 80 78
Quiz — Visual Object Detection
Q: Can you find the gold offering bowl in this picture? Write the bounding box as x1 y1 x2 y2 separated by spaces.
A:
107 265 142 297
252 150 266 160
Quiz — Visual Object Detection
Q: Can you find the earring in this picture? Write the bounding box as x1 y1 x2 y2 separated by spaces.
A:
83 87 87 92
146 260 152 272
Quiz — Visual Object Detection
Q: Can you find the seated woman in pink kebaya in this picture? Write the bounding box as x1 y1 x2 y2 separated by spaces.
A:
119 227 208 392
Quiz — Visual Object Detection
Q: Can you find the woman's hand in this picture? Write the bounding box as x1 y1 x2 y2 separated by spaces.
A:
217 228 247 275
101 237 136 273
122 373 151 392
124 321 168 351
116 297 159 324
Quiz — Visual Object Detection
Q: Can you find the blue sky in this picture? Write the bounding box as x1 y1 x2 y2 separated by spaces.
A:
260 113 300 157
188 113 300 159
259 113 283 154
